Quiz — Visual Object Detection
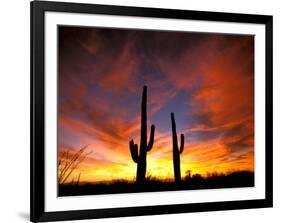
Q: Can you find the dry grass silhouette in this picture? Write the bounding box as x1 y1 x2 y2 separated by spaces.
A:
58 145 91 185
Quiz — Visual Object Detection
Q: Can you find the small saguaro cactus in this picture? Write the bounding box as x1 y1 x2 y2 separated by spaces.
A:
171 112 185 183
129 86 155 184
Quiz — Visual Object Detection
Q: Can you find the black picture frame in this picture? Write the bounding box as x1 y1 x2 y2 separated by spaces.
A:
30 0 273 222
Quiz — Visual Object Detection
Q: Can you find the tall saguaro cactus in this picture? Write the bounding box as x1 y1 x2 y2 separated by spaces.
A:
171 112 185 183
129 86 155 184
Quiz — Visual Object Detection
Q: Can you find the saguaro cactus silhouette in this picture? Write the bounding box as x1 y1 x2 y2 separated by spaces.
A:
129 86 155 184
171 113 185 183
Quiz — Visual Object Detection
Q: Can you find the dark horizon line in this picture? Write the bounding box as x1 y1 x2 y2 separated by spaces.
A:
59 170 254 185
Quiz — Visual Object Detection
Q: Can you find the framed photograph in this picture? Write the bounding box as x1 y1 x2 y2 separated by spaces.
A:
30 0 273 222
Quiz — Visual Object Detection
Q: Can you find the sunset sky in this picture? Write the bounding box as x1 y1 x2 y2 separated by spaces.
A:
58 26 254 183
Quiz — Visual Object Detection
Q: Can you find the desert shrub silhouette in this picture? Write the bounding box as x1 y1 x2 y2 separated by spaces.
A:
58 145 91 185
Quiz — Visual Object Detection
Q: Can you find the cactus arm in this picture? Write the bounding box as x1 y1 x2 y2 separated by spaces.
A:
129 140 139 163
179 134 185 154
146 124 155 151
